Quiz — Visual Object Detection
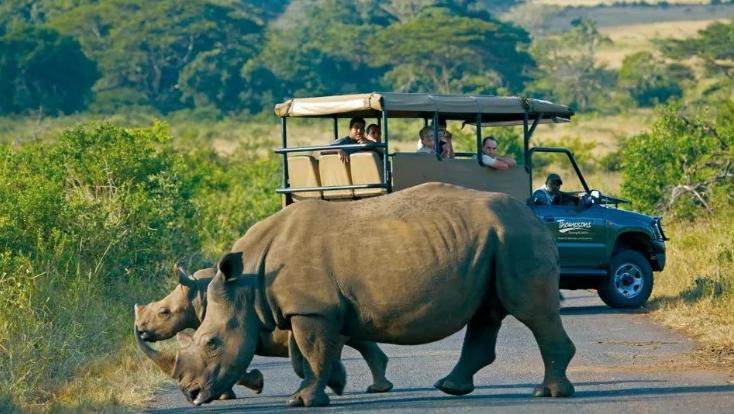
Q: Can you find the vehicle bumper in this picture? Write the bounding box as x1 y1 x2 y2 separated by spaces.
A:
650 240 666 271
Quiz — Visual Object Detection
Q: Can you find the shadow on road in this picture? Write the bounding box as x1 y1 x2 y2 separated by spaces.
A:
561 305 648 316
146 382 734 413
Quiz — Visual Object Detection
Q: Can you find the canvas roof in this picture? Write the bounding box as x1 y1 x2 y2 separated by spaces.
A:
274 92 574 123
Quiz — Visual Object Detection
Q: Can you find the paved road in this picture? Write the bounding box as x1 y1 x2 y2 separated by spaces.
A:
145 291 734 413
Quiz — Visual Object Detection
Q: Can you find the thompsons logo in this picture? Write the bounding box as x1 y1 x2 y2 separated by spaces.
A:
557 219 592 234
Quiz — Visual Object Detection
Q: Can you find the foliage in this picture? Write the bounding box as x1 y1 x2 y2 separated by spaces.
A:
368 7 533 94
254 0 385 98
620 103 734 216
618 51 691 107
0 24 98 115
48 0 266 114
0 122 279 408
660 20 734 102
528 17 619 112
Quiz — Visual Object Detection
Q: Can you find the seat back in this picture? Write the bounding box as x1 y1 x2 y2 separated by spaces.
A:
350 151 387 198
319 153 354 199
392 152 530 201
287 155 322 200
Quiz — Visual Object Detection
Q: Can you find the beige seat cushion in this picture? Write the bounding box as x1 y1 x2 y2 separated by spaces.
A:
350 151 387 197
319 154 354 199
287 155 322 200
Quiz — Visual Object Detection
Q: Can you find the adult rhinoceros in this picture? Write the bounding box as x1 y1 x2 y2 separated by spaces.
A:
133 267 393 398
167 182 576 407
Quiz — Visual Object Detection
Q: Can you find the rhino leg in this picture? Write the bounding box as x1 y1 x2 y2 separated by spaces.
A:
236 369 264 394
345 339 393 393
504 277 575 397
516 312 575 397
289 332 346 396
286 315 339 408
434 311 504 396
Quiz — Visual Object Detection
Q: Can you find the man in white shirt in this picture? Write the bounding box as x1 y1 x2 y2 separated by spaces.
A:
479 136 516 169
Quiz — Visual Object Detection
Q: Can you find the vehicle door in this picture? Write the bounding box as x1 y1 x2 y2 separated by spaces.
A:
529 149 608 268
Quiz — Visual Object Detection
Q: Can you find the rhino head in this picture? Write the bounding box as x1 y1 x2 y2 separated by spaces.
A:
134 266 214 342
172 252 262 406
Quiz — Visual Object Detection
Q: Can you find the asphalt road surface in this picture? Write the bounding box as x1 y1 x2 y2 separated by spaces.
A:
145 290 734 413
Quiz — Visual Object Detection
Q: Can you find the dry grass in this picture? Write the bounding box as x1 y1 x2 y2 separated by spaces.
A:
531 0 713 5
648 215 734 367
597 19 729 68
532 109 653 154
43 344 168 413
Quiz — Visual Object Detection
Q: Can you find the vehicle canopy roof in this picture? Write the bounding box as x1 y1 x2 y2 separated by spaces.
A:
274 92 574 125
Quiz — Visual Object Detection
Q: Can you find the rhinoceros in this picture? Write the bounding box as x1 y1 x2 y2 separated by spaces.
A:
167 182 576 407
134 267 393 399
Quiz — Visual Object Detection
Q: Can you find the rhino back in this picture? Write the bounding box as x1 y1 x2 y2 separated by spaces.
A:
235 183 557 344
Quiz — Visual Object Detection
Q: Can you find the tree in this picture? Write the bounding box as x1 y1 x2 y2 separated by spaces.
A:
49 0 265 113
528 17 617 112
367 7 533 94
618 51 691 107
0 25 98 114
255 0 384 98
621 103 734 216
660 20 734 102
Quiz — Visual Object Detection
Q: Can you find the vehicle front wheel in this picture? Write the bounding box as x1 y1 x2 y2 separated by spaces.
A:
598 250 653 308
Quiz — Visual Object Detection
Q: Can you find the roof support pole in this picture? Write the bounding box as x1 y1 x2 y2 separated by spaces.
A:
382 110 391 192
333 117 339 140
281 117 292 206
433 111 440 161
476 113 483 166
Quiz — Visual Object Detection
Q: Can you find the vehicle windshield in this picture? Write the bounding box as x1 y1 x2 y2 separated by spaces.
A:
531 151 585 195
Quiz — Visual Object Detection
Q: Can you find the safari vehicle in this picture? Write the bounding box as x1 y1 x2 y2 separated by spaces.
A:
272 92 667 308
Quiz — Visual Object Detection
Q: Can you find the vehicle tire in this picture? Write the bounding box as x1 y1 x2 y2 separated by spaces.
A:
598 250 653 308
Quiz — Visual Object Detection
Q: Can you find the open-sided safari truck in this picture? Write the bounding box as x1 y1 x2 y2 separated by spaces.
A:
273 92 667 308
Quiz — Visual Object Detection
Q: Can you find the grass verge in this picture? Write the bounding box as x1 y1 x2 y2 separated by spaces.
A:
648 211 734 368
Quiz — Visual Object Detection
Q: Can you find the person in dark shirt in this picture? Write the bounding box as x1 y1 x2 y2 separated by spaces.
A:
331 117 366 163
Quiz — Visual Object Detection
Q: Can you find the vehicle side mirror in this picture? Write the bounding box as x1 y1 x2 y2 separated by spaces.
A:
580 192 595 208
590 189 601 199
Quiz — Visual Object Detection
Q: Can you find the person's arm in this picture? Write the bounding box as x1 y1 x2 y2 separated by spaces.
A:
481 154 509 170
498 156 516 168
443 134 455 159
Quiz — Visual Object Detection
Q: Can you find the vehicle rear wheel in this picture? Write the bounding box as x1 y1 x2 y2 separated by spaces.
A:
598 250 653 308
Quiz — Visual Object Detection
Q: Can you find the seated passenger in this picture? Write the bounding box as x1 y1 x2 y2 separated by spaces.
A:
331 117 366 162
477 137 516 170
532 173 563 205
364 123 381 143
416 126 454 159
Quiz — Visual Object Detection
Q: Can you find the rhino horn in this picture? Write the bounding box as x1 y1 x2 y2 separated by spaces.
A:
134 320 176 376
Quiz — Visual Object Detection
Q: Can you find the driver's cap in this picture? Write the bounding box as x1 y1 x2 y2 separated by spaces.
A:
546 173 563 185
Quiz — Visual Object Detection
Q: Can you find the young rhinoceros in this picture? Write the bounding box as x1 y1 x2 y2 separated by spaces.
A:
134 267 393 400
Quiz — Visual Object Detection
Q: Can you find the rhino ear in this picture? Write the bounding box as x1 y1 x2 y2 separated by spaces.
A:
218 252 244 282
176 330 194 348
175 265 196 288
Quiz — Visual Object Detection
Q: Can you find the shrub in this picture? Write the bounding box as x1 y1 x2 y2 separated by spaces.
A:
621 103 734 217
0 121 279 408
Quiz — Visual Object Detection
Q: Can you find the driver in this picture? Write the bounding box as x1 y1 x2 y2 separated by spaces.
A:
532 173 563 205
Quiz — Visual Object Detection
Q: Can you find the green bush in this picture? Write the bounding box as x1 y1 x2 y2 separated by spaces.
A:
621 103 734 216
0 121 279 408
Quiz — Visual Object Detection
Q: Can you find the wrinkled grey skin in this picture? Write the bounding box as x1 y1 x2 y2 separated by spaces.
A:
134 267 392 400
170 183 576 407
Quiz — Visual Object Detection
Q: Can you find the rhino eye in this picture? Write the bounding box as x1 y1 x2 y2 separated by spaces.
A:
157 308 171 319
206 336 221 351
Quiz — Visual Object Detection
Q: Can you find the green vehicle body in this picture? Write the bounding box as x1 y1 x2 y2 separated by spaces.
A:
273 93 667 308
